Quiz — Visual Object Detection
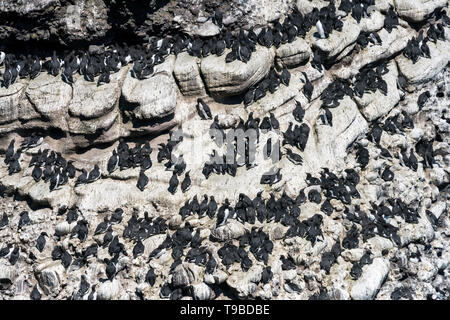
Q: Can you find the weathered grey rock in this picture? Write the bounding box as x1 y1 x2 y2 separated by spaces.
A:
68 68 127 119
276 37 310 68
217 113 240 128
121 70 177 120
191 20 221 37
18 97 41 122
0 0 449 303
25 73 72 130
54 221 75 236
0 0 58 14
225 265 263 298
296 0 329 15
73 177 185 212
97 279 121 300
354 61 401 121
226 275 258 298
341 249 365 262
396 40 450 84
287 237 327 266
155 55 176 75
334 26 411 79
27 181 75 209
0 0 301 47
211 220 246 241
66 106 119 135
0 82 27 125
172 263 203 287
200 46 274 98
359 10 386 33
0 262 17 289
143 234 166 256
192 282 215 300
35 260 66 296
365 236 394 254
204 269 228 285
350 258 390 300
312 18 360 60
395 0 448 22
398 217 435 247
248 74 300 116
62 0 111 43
173 52 205 96
331 287 351 300
316 96 369 166
429 202 447 220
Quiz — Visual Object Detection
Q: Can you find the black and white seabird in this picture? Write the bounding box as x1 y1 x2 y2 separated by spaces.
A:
30 285 42 300
110 208 123 224
181 171 191 193
105 258 117 281
107 150 119 174
418 91 431 109
66 160 76 179
94 217 109 235
319 107 333 126
137 170 149 191
32 165 42 182
5 139 15 164
62 65 74 85
168 171 179 195
301 72 314 102
196 98 212 120
315 20 326 39
21 133 43 150
46 51 62 77
133 238 145 258
280 69 291 87
293 101 305 122
174 155 186 176
8 246 19 265
36 232 47 253
213 8 223 28
207 196 218 218
285 148 303 165
381 166 394 181
269 112 280 130
216 199 234 226
29 56 42 79
244 88 255 106
87 165 101 183
18 211 31 230
98 69 110 86
260 167 282 185
76 169 88 186
199 195 209 216
0 212 8 230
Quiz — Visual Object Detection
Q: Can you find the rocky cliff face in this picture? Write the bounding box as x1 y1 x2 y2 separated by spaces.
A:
0 0 297 48
0 0 449 301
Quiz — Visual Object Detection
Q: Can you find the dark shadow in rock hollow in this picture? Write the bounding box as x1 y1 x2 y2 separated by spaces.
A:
13 193 51 211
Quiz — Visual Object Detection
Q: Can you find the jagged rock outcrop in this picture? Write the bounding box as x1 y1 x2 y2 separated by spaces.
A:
350 258 390 300
200 47 275 98
173 52 205 96
395 0 448 22
354 61 401 121
396 39 450 84
0 0 299 48
276 38 310 68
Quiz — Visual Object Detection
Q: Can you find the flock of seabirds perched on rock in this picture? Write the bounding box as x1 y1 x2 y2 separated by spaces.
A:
1 2 448 89
0 0 449 300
